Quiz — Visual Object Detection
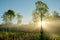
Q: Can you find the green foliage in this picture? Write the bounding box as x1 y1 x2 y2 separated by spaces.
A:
32 11 39 23
0 31 60 40
0 31 40 40
35 1 49 17
32 1 49 23
35 1 49 9
3 10 15 24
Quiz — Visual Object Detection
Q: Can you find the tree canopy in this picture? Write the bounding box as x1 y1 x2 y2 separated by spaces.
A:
3 10 15 24
35 1 49 17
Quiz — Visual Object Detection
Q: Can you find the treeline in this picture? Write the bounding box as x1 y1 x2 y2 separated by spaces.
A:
0 1 60 25
1 10 22 25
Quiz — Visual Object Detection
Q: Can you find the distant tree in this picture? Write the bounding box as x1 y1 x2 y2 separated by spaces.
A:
3 10 15 24
16 13 22 24
53 11 59 18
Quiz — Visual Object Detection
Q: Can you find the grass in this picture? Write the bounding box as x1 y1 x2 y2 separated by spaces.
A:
0 31 40 40
0 31 60 40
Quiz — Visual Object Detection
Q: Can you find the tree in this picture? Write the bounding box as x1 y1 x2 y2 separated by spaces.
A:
35 1 49 17
35 1 49 40
3 10 15 24
16 13 22 24
53 11 59 18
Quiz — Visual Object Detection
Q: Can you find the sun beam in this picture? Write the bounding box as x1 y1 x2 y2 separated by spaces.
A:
37 21 46 27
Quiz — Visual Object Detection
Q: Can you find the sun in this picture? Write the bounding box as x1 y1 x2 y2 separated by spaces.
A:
37 21 46 27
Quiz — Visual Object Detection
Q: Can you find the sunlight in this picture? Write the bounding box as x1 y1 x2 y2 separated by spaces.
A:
37 21 51 30
37 21 46 27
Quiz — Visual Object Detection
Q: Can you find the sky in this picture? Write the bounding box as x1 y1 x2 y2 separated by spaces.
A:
0 0 60 24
